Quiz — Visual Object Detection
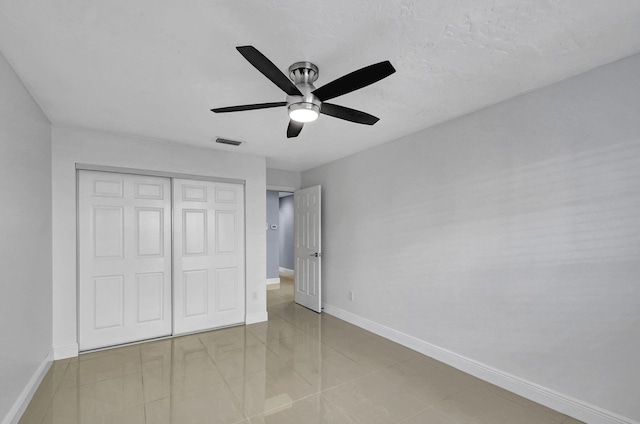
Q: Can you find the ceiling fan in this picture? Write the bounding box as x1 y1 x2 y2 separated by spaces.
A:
211 46 396 138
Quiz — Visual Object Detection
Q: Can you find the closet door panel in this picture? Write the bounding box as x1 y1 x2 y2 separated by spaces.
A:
78 171 172 351
173 179 245 334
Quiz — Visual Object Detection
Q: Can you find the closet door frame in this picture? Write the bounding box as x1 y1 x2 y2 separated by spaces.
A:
76 164 245 186
76 164 246 351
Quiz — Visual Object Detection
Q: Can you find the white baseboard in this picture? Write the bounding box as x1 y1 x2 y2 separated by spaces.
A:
266 277 281 285
322 303 637 424
53 343 78 359
245 311 268 325
2 350 53 424
279 267 294 278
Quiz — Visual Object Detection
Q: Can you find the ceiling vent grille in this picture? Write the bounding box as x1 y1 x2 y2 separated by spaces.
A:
215 137 242 146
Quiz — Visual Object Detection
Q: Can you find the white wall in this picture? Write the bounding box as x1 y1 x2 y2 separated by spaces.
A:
0 52 52 422
266 168 301 191
51 126 267 358
303 54 640 424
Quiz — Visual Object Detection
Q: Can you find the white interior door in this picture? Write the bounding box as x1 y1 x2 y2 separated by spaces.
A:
173 179 245 334
78 171 172 351
294 185 322 313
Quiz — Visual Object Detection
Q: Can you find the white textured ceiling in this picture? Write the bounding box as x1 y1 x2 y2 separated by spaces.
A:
1 1 639 171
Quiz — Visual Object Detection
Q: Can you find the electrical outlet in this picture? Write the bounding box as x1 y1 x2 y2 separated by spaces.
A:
348 290 355 301
251 291 258 301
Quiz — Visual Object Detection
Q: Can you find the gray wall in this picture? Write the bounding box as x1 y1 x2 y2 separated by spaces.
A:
266 190 280 279
302 54 640 422
279 195 295 270
0 51 52 421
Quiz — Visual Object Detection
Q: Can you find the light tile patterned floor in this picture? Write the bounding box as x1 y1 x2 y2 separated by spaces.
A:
19 274 582 423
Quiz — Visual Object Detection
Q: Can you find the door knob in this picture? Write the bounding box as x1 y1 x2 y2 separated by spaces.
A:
310 252 321 257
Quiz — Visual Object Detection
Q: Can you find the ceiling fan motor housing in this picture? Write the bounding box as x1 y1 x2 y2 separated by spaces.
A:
287 62 322 120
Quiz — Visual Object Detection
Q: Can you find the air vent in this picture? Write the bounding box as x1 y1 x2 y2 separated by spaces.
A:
215 137 242 146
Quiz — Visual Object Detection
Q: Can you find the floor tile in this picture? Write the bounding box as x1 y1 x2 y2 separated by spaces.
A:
61 347 142 388
19 360 71 424
264 329 325 363
169 334 209 361
145 381 245 424
270 302 323 333
40 404 146 424
250 394 352 424
433 386 560 424
247 315 299 343
562 418 586 424
212 343 287 381
400 407 460 424
141 355 224 402
267 335 370 390
226 362 317 417
323 372 430 423
376 355 486 405
266 292 291 308
324 331 416 371
200 328 263 362
40 373 144 423
486 385 567 423
140 338 174 371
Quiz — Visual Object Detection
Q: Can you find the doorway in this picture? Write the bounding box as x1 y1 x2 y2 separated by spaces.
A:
278 192 295 279
266 190 295 289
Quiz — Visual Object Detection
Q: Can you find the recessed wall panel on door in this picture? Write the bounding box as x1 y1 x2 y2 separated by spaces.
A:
173 179 245 334
78 171 172 351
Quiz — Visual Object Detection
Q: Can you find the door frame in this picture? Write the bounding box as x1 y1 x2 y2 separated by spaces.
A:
75 164 247 351
265 183 299 290
77 164 245 185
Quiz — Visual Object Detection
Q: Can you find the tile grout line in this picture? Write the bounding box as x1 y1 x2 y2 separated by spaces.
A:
318 390 358 424
139 345 149 423
397 405 438 424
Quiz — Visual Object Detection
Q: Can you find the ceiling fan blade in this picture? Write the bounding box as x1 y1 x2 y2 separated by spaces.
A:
236 46 302 97
312 61 396 101
211 101 286 113
320 103 380 125
287 120 304 138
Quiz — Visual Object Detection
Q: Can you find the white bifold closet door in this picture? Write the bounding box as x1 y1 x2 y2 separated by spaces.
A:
172 179 245 335
78 171 172 351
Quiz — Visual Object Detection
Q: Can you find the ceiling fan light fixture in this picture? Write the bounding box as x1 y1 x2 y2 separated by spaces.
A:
288 102 319 123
